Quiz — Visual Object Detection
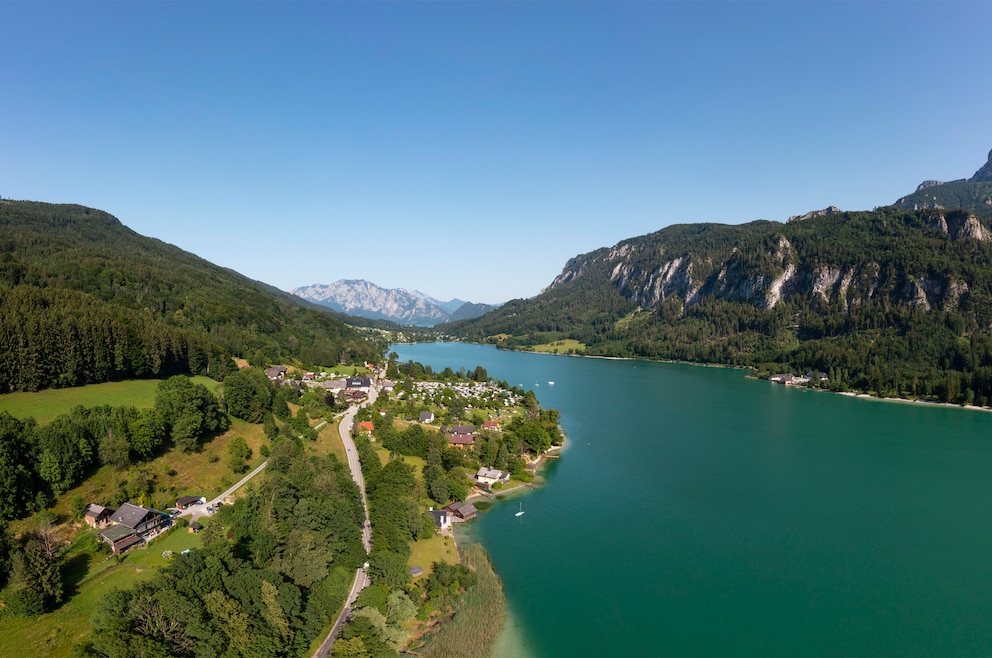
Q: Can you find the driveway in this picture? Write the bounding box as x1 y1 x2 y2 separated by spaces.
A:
179 459 268 522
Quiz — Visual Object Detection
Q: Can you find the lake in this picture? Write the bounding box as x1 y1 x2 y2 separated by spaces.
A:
392 342 992 656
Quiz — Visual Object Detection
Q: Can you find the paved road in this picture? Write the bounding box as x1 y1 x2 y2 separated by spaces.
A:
313 383 378 658
180 459 268 522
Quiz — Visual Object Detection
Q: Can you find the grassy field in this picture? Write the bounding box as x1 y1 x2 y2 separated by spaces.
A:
411 544 506 658
375 448 426 479
0 376 220 424
0 524 203 658
408 533 460 581
529 339 586 354
307 415 347 463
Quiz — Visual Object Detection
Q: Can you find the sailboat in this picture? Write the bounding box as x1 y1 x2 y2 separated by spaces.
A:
515 501 525 517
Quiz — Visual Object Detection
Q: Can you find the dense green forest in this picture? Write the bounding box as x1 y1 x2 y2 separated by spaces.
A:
0 200 381 392
75 439 365 657
445 205 992 405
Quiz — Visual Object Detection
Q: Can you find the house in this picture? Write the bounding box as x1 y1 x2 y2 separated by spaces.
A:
110 502 169 535
323 379 347 392
446 432 474 447
188 522 203 535
346 377 372 392
476 467 510 486
98 524 144 555
379 409 387 417
482 419 501 431
419 411 435 423
770 373 811 386
302 372 316 382
380 380 396 392
266 366 288 381
344 390 367 403
357 421 375 434
176 495 203 510
446 423 475 447
444 501 478 521
429 507 452 530
84 504 111 529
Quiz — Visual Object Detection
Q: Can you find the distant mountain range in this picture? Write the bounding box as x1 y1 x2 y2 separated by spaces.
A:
291 280 498 327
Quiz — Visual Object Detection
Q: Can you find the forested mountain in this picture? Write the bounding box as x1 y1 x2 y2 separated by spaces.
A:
293 279 497 326
894 148 992 216
445 150 992 405
0 200 380 392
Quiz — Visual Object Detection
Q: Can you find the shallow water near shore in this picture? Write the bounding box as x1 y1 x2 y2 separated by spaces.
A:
394 342 992 656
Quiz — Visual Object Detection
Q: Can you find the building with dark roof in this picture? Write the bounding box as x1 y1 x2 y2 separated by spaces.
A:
444 501 478 521
110 503 169 535
98 524 144 555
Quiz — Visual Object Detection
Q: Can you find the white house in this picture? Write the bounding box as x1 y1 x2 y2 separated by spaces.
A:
476 467 510 486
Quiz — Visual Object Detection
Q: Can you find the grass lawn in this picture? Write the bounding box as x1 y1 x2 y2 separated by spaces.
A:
308 415 347 463
375 448 426 479
408 534 460 580
0 376 219 424
0 525 202 658
530 338 586 354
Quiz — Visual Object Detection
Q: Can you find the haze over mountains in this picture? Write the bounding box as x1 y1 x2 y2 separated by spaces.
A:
292 280 498 327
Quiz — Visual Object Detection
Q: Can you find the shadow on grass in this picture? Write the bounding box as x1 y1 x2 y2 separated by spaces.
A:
61 551 94 601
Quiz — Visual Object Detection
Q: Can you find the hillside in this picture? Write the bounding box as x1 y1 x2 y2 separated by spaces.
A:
445 168 992 404
894 148 992 216
0 200 380 392
293 279 497 326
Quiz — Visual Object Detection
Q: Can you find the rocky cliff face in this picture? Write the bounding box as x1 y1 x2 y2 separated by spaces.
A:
292 280 496 326
971 149 992 183
894 148 992 213
544 208 989 318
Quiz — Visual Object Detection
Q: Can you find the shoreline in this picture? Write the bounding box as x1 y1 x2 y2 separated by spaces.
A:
421 337 992 415
754 373 992 414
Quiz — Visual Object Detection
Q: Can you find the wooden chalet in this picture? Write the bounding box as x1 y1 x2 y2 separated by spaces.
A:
84 503 111 529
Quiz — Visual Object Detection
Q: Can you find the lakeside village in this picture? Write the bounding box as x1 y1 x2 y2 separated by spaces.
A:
0 355 563 657
75 365 562 561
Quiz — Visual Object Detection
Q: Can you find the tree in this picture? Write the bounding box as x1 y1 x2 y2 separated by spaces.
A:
0 412 36 521
263 413 278 440
10 522 64 613
227 436 252 474
222 368 274 423
155 376 225 452
129 409 165 460
99 426 132 470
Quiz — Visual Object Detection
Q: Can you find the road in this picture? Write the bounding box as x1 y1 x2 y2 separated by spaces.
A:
313 383 378 658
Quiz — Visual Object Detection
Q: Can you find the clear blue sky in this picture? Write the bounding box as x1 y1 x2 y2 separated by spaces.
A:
2 1 990 304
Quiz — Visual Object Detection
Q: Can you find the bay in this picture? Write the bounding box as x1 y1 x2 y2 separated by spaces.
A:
392 342 992 656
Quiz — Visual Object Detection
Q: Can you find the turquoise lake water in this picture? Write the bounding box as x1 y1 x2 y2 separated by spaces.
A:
392 343 992 656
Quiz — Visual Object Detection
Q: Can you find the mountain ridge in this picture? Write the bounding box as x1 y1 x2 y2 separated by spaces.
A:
0 199 380 392
292 279 497 327
443 147 992 405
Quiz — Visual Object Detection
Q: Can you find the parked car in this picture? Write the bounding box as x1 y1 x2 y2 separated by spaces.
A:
206 506 215 514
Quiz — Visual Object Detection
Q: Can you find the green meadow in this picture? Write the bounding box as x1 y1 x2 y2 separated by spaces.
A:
529 339 586 354
0 376 220 424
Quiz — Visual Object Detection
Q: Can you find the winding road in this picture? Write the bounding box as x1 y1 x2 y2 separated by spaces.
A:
313 383 378 658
